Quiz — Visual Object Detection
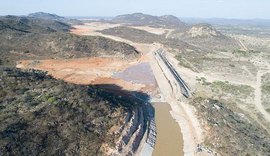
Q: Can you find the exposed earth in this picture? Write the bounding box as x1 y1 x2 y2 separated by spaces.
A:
1 12 270 156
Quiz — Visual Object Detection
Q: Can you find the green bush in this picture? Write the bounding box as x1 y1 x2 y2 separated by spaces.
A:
47 96 56 103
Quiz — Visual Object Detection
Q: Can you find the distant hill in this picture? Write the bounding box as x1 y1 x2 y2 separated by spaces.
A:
182 17 270 28
100 23 237 52
0 15 71 33
110 13 239 51
28 12 82 25
187 24 223 38
28 12 65 20
0 15 139 66
100 26 163 44
169 23 239 51
100 26 196 52
112 13 187 29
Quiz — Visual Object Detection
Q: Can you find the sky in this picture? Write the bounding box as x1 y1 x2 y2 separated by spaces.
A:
0 0 270 19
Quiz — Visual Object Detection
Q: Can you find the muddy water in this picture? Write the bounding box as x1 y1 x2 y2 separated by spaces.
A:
113 62 157 85
152 103 184 156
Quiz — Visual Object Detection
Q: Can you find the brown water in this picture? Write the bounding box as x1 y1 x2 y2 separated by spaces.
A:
113 62 157 85
152 103 184 156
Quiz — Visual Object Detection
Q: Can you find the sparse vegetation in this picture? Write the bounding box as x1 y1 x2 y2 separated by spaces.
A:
0 67 146 155
0 15 146 155
1 10 270 156
100 26 163 44
262 73 270 110
169 25 239 51
232 49 261 57
100 25 193 52
197 79 254 104
175 55 195 71
211 81 254 96
190 97 270 155
233 49 246 53
0 16 139 66
111 13 187 28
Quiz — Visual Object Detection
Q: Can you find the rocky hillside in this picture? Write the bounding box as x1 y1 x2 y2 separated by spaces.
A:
0 67 148 155
169 24 239 51
0 14 148 156
0 15 71 33
187 24 223 38
100 26 198 52
190 97 270 155
112 13 187 29
28 12 82 25
100 26 163 43
0 15 139 66
28 12 65 21
105 16 239 51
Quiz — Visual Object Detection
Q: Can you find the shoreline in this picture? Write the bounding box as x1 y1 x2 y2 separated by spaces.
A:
149 49 203 156
152 102 184 156
70 24 203 155
169 101 203 155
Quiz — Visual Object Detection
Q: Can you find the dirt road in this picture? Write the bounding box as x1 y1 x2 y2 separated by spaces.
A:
71 23 204 155
254 70 270 122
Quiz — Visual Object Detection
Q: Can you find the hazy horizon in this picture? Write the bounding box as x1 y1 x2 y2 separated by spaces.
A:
1 0 270 20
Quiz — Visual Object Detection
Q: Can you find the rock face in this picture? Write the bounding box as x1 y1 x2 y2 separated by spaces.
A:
146 119 157 147
169 23 240 51
101 104 154 156
112 13 187 28
187 24 222 38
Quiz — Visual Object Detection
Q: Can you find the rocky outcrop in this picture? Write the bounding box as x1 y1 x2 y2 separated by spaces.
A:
187 24 222 38
169 23 240 51
146 119 157 148
102 104 156 156
102 107 146 155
